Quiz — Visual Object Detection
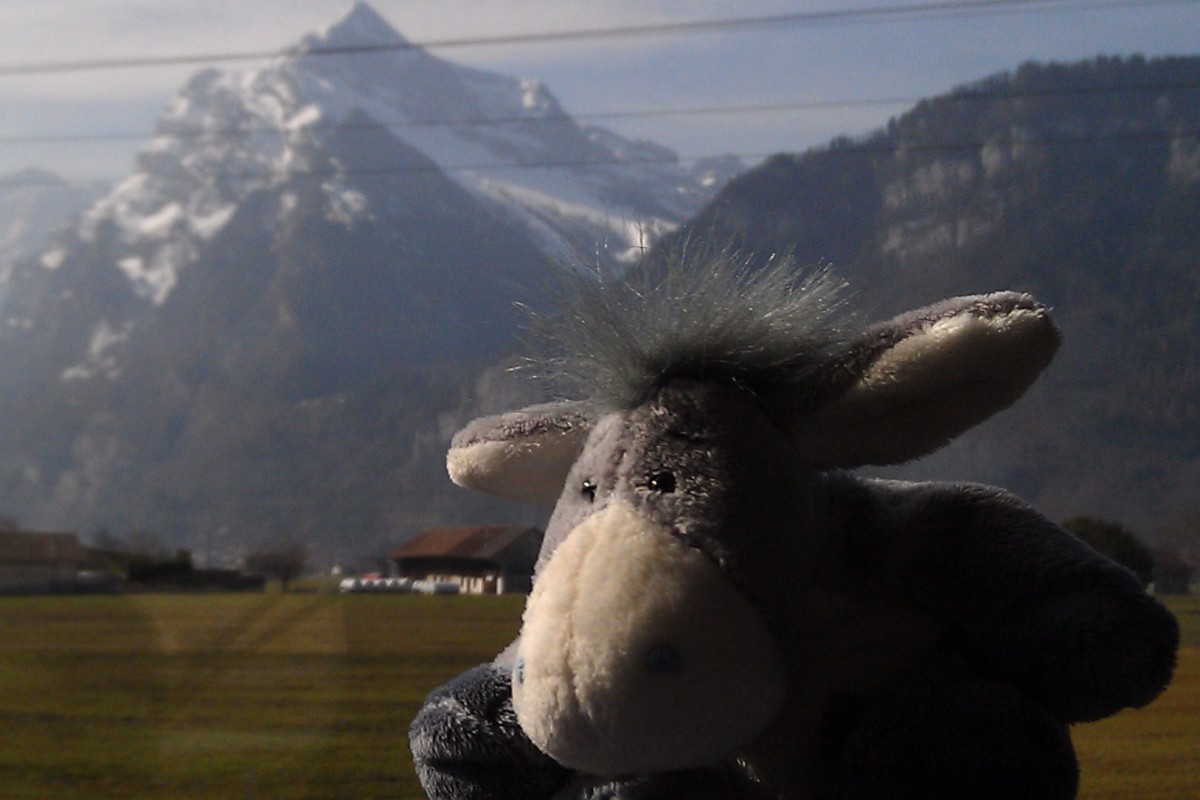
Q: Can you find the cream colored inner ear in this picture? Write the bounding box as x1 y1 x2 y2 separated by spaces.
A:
446 428 587 506
512 499 786 776
791 304 1059 467
843 307 1053 415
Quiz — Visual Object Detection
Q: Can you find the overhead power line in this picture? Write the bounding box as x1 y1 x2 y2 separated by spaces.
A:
2 126 1193 190
0 0 1196 77
244 128 1200 179
3 77 1199 149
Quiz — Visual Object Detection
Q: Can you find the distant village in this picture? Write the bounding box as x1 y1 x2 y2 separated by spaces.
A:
3 515 1193 597
0 519 543 597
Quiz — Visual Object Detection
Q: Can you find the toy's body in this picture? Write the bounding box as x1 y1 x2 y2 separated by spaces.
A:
411 256 1178 800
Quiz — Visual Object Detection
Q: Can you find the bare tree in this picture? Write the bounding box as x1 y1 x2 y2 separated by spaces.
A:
1062 516 1154 586
1161 509 1200 566
244 539 309 590
125 530 168 558
90 528 128 552
1155 509 1200 593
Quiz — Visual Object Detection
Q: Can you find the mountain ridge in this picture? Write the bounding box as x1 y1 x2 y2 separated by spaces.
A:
656 53 1200 534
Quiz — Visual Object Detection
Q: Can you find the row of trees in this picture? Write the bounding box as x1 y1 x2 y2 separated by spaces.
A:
89 529 310 590
1062 515 1196 593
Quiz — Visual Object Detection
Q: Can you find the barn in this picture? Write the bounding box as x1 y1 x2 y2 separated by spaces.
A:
0 530 88 594
391 526 542 594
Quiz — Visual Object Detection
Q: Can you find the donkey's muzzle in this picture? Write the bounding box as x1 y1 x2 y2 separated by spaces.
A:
511 499 786 776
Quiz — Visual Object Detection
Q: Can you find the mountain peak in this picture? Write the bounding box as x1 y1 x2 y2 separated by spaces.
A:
1 168 66 188
301 2 409 53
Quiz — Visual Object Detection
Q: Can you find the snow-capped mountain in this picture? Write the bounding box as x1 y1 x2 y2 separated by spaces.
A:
78 1 728 310
0 108 554 556
0 3 741 558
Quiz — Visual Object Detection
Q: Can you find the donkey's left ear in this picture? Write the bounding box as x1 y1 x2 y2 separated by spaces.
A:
788 292 1060 468
447 401 595 506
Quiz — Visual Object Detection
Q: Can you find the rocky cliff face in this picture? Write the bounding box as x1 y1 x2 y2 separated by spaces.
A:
661 55 1200 532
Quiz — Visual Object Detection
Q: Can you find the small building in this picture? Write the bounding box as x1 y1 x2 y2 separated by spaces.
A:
0 530 88 594
392 525 542 594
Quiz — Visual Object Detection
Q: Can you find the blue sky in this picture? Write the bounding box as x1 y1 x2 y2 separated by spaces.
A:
1 0 1199 181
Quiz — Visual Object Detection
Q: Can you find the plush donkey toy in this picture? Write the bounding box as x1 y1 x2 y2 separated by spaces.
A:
410 253 1178 800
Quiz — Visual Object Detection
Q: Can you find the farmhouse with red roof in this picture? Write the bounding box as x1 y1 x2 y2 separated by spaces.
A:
391 525 542 594
0 530 88 593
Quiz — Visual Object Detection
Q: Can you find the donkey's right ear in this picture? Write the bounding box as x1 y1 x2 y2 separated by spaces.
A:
447 401 595 506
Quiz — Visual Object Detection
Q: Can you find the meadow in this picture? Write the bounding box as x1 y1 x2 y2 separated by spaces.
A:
0 592 1195 799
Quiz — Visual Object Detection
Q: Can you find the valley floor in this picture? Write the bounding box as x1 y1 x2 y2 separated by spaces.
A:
0 592 1195 799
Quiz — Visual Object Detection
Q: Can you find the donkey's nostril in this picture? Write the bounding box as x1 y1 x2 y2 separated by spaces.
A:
645 643 683 675
514 659 525 686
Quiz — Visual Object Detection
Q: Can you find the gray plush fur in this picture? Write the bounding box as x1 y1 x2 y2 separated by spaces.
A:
521 246 859 412
412 253 1178 800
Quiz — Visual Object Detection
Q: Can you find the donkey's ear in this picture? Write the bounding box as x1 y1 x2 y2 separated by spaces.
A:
789 292 1060 468
447 401 595 506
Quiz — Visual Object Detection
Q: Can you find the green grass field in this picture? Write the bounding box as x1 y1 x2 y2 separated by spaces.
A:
0 592 1195 799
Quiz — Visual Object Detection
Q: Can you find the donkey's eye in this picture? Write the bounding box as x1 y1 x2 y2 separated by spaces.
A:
581 479 597 502
646 471 677 494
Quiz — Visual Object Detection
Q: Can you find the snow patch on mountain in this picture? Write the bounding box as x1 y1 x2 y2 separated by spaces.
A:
40 247 66 271
478 177 672 264
193 203 238 238
521 80 557 114
60 319 132 382
1 170 106 286
323 179 371 225
116 240 195 305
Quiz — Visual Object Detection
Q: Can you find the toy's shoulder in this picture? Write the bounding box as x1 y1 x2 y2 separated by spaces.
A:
814 472 1178 723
